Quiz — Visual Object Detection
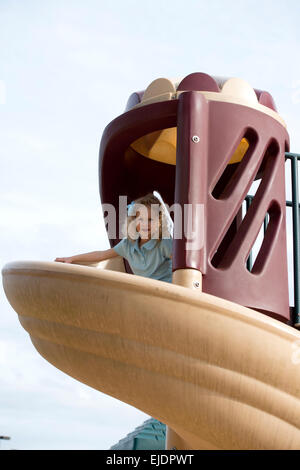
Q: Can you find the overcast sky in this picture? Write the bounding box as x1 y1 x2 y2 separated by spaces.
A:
1 0 300 450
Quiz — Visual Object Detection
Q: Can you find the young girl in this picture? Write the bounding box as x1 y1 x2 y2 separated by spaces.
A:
55 192 173 284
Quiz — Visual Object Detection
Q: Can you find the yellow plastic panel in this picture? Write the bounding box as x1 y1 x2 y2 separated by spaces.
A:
229 137 249 164
131 128 177 165
131 129 249 165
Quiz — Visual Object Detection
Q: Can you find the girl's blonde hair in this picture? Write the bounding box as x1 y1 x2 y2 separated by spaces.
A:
121 192 170 244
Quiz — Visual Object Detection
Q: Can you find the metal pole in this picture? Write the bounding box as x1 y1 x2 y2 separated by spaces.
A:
245 153 300 326
286 152 300 159
290 155 300 325
246 196 253 271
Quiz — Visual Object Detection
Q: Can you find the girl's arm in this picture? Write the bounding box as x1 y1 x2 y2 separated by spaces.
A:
54 248 118 264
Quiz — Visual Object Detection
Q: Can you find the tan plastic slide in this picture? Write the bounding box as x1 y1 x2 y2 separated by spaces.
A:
3 258 300 450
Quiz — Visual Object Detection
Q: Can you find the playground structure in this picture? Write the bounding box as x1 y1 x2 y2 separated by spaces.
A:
2 73 300 449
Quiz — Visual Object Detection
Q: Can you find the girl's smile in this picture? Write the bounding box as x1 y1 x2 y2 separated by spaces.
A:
136 207 160 241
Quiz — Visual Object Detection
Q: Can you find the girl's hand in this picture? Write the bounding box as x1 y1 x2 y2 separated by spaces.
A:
54 257 74 263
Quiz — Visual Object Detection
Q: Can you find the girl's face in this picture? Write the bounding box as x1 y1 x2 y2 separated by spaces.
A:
136 206 160 239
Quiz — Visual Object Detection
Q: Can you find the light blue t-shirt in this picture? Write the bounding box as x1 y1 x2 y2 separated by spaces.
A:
113 237 173 283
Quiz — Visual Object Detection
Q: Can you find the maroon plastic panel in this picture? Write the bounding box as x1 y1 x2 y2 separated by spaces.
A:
205 101 289 322
254 89 277 111
99 93 290 323
174 92 208 274
177 73 220 93
99 100 178 247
